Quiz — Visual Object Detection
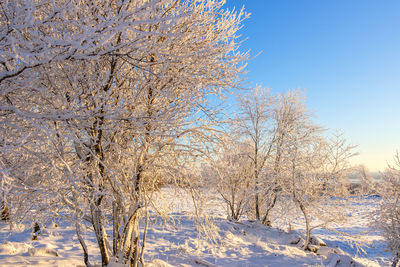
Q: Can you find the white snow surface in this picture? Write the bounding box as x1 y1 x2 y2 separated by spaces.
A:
0 189 390 266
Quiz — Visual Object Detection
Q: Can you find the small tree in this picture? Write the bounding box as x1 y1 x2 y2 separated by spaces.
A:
373 152 400 267
274 93 357 250
259 90 306 225
284 132 356 250
209 138 253 221
235 86 275 221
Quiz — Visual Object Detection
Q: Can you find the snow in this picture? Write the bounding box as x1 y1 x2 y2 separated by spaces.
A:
0 222 90 266
0 188 391 266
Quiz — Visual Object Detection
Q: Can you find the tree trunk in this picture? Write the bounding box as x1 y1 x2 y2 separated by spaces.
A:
392 252 400 267
230 204 238 221
91 204 109 266
76 221 92 267
299 203 311 250
234 200 243 221
254 138 260 221
113 202 122 256
122 213 140 267
255 191 260 221
261 193 277 226
0 199 9 221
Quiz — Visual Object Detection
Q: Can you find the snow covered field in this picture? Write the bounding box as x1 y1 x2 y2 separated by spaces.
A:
0 189 390 267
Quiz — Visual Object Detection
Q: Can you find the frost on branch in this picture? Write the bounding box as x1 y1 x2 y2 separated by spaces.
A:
1 0 249 266
373 153 400 267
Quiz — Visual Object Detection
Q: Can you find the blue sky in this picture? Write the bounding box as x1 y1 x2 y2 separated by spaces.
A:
225 0 400 171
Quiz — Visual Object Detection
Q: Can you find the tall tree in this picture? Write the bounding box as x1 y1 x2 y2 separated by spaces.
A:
1 1 249 266
235 86 275 221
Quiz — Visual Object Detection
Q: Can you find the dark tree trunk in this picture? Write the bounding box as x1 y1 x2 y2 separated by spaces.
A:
0 201 9 221
392 252 400 267
261 193 277 226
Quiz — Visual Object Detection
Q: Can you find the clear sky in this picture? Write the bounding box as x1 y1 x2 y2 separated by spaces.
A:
225 0 400 172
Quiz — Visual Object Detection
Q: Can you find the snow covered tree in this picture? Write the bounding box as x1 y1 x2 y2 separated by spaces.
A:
233 89 316 227
281 127 356 250
0 0 184 233
258 90 307 226
208 138 253 221
234 89 316 226
235 86 275 221
1 0 249 266
229 89 356 244
0 0 161 86
373 152 400 267
355 165 377 195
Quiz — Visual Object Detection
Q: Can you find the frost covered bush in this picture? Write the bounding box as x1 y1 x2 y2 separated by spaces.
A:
373 153 400 267
206 138 253 221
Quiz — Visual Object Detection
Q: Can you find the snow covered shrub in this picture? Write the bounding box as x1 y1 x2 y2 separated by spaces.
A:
207 138 253 221
373 153 400 267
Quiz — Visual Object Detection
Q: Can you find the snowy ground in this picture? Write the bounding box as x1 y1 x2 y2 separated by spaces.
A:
0 189 391 267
